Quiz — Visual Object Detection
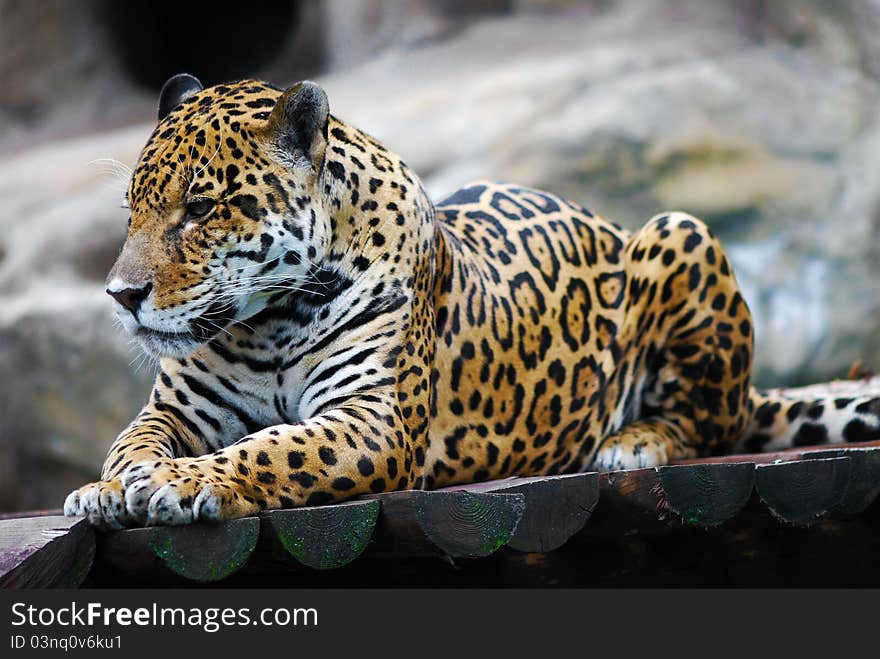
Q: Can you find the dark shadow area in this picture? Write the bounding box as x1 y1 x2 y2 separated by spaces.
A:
100 0 321 90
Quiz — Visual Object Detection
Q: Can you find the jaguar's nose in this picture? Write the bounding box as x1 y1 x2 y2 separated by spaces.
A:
107 282 153 317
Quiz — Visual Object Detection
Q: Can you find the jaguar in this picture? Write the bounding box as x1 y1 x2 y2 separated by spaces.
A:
64 74 880 528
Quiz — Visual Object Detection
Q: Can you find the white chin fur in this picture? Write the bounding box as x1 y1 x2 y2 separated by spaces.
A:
116 307 211 359
136 332 201 359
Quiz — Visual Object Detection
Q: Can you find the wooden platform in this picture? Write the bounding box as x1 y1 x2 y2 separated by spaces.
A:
3 442 880 587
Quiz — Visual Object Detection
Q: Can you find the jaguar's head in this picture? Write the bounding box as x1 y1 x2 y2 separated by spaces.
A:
108 74 332 357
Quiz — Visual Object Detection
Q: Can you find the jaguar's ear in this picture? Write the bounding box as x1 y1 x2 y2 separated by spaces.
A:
266 80 329 171
158 73 203 120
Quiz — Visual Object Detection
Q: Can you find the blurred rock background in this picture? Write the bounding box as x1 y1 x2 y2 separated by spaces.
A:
1 0 878 511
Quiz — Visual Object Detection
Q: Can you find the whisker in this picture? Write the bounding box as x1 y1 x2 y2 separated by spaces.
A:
228 318 257 333
234 254 283 273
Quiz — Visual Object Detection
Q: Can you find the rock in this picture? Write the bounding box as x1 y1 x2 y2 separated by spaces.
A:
0 306 153 511
320 0 880 386
0 0 146 150
322 0 512 70
0 126 155 511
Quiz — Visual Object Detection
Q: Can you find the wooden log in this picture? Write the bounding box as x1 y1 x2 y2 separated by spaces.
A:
754 456 851 526
0 515 95 588
801 447 880 514
0 508 64 520
448 473 599 553
267 499 380 570
487 474 598 553
583 462 756 540
97 517 259 583
368 490 524 558
580 467 671 539
672 440 880 466
658 462 756 527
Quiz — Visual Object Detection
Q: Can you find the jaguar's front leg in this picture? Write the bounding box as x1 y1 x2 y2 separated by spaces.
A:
63 405 208 529
121 396 411 526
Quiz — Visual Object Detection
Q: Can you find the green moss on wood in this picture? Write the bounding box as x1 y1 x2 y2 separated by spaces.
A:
270 500 380 570
412 491 524 558
147 518 259 582
659 463 755 527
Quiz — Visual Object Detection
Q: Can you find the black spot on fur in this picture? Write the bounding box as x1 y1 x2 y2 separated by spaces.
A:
844 418 880 442
357 455 375 476
791 422 828 446
319 446 337 465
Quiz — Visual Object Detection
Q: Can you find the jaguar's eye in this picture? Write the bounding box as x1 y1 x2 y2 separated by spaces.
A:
185 198 215 219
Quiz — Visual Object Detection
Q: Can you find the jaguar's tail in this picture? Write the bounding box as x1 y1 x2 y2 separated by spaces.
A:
738 376 880 453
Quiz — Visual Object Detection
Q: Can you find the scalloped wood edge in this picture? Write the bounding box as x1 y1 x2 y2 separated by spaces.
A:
98 517 260 582
452 473 600 553
369 490 524 558
755 457 851 526
658 462 756 527
801 447 880 514
268 499 380 570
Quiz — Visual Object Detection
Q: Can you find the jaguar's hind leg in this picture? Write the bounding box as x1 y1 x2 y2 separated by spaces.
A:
590 212 755 472
592 419 697 471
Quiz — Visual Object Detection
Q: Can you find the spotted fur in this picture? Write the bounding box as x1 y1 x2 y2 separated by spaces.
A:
64 76 880 528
